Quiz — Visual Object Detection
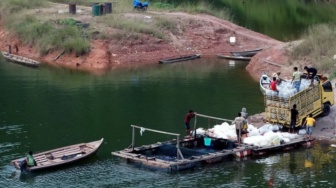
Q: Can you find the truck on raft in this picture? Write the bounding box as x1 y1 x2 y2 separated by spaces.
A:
262 74 334 127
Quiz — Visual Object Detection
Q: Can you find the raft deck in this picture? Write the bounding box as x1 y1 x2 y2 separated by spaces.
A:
112 114 314 172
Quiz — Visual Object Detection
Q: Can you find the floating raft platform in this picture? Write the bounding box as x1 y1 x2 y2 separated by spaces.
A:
112 124 314 172
252 137 314 156
112 136 255 172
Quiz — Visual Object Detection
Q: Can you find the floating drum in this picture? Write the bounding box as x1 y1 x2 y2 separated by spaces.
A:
92 3 101 16
105 2 112 14
100 4 105 15
69 3 76 14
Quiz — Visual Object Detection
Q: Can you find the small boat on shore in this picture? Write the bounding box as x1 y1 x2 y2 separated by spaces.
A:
159 54 201 64
1 51 40 67
260 74 272 95
217 54 251 61
11 138 104 172
230 48 262 57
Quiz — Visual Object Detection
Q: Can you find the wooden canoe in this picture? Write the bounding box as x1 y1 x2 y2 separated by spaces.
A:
260 74 272 95
11 138 104 172
217 54 251 61
230 48 262 57
1 51 40 68
159 54 201 64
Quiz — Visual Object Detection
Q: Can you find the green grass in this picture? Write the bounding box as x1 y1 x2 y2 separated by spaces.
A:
290 23 336 74
49 0 132 13
4 14 89 55
0 0 46 16
99 15 166 40
151 1 230 20
0 0 230 56
154 16 178 35
0 0 90 55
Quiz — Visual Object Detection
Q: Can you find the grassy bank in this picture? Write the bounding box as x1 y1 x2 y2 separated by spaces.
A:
0 0 90 56
1 0 229 55
290 23 336 79
151 1 230 20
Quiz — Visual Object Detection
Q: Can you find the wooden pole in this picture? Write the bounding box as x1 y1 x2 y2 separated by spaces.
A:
196 113 234 123
193 114 197 139
130 125 184 159
132 126 135 151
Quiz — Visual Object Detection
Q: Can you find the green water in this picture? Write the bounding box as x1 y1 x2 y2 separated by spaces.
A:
2 0 336 186
161 0 336 40
1 58 336 187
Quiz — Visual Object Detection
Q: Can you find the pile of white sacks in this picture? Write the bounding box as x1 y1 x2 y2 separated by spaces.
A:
265 79 317 98
195 122 302 147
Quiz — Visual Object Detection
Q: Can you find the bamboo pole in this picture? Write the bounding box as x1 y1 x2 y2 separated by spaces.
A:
193 115 197 139
195 113 234 123
132 126 135 151
131 125 180 136
130 125 183 159
262 59 283 67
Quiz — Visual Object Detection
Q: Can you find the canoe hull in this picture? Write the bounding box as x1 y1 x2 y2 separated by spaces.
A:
159 54 201 64
1 51 40 68
11 138 104 172
230 48 262 57
217 54 251 61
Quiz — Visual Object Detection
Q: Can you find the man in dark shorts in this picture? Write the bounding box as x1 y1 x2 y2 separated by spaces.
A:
233 112 246 145
184 110 195 136
290 104 299 133
304 66 317 86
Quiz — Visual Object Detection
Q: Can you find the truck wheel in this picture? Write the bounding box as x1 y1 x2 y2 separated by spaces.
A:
322 103 330 116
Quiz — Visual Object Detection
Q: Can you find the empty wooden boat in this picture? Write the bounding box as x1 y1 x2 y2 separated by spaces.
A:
1 51 40 67
230 48 262 57
159 54 201 64
11 138 104 172
217 54 251 61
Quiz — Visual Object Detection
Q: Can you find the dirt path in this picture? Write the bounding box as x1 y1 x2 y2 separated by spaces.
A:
313 80 336 142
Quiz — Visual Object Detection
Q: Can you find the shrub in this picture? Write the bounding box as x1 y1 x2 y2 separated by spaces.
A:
290 23 336 73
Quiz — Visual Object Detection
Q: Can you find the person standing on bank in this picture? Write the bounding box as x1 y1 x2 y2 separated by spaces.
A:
291 67 302 92
8 45 12 54
303 113 315 140
233 112 246 145
14 44 19 54
184 110 195 137
304 66 317 86
289 104 299 133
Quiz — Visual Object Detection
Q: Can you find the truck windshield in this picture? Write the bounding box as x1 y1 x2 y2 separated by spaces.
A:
322 81 333 92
